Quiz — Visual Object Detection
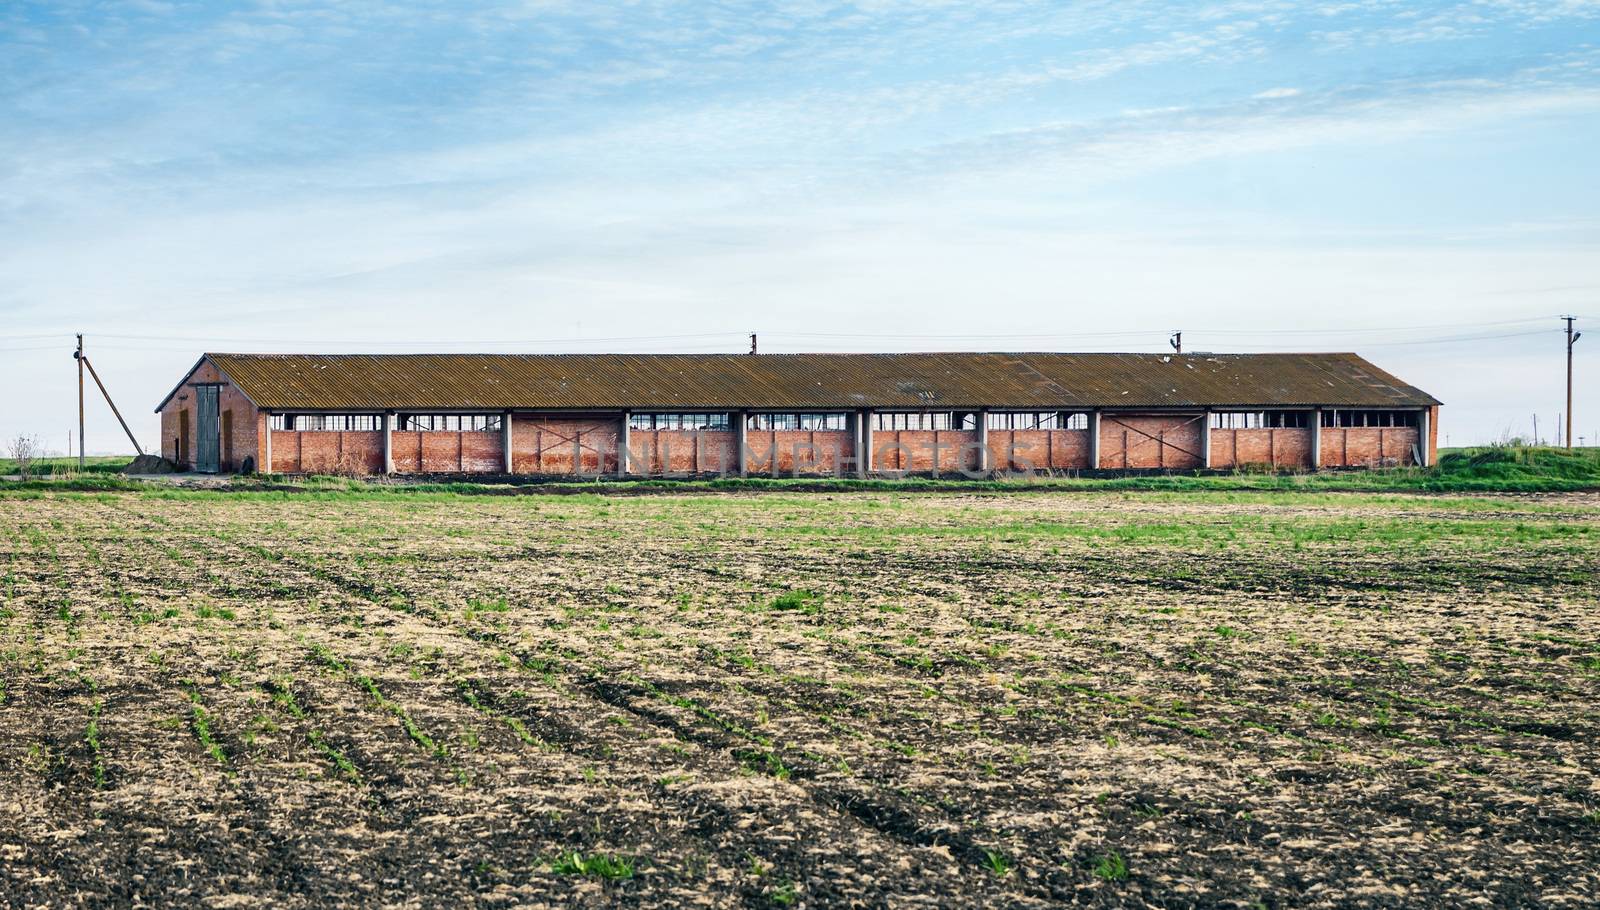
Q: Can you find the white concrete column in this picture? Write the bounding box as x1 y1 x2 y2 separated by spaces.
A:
263 411 273 474
618 411 630 477
381 412 393 475
1417 407 1431 467
1310 409 1322 471
1089 410 1102 470
503 411 514 473
852 411 866 478
1201 411 1212 469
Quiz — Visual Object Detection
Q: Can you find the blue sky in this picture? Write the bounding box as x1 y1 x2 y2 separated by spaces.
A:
2 1 1599 451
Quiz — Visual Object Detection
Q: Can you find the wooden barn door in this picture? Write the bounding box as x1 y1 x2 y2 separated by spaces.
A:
194 385 221 473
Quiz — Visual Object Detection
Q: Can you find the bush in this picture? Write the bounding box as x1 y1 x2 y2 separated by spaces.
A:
6 435 40 479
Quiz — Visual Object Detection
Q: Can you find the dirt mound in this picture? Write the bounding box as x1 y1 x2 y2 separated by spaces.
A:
122 454 178 474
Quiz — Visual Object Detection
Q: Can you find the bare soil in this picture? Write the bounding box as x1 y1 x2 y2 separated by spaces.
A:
1 490 1596 908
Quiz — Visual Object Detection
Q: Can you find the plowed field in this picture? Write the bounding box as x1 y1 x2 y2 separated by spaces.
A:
1 490 1597 907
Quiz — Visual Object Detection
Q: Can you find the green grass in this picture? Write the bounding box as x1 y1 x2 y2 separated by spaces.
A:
3 446 1596 497
1093 850 1129 882
548 852 636 880
0 455 133 476
769 589 823 615
185 696 228 767
982 849 1013 876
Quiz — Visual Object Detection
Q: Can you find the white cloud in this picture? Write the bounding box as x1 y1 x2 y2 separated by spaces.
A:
3 0 1600 449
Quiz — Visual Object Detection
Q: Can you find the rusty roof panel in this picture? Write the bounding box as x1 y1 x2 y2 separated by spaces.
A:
193 352 1441 412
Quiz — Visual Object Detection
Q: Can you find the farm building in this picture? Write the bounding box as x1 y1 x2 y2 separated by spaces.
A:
154 352 1440 476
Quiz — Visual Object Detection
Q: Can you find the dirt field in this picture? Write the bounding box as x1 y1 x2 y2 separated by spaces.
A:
1 490 1597 908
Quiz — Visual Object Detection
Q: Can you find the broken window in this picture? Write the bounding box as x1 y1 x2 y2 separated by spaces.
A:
1209 411 1310 429
748 413 847 431
984 412 1088 430
873 412 978 431
1320 410 1419 429
387 415 501 432
272 414 384 431
628 413 731 431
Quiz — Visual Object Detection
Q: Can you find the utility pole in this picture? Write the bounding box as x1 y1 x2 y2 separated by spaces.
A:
76 334 85 469
1169 331 1182 354
1532 414 1539 447
70 333 146 461
1564 316 1581 451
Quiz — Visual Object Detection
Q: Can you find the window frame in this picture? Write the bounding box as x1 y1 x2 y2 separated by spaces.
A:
1209 411 1311 430
872 412 981 431
747 412 848 431
1320 409 1419 429
983 411 1088 431
628 413 732 431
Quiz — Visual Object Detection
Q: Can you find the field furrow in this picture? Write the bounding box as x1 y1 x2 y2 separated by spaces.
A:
1 489 1596 907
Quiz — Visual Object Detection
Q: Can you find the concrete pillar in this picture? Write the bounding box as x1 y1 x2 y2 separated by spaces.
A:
861 410 874 476
503 411 514 474
976 409 990 474
381 412 393 475
618 411 630 477
734 411 747 478
1310 409 1322 471
852 410 866 478
1201 411 1212 469
1089 410 1102 470
263 411 273 474
1417 407 1431 467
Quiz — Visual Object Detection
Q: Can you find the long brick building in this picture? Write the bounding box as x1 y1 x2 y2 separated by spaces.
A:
154 352 1440 476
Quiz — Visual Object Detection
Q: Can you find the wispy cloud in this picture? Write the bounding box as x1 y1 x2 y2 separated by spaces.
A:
1 1 1598 446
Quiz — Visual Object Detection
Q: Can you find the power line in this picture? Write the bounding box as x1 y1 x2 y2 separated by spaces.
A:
766 329 1560 348
9 313 1562 346
1326 328 1559 348
776 316 1559 340
4 318 1570 354
89 331 749 346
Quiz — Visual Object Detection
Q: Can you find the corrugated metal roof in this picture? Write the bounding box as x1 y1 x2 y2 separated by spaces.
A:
176 352 1440 412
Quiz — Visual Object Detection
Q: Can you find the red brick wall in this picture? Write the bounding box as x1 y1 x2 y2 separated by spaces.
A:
160 400 185 465
745 430 855 475
159 359 261 472
627 430 737 474
1321 427 1420 467
987 430 1092 472
269 431 384 474
870 430 978 473
512 417 618 475
1101 415 1204 469
1210 428 1313 469
383 431 505 473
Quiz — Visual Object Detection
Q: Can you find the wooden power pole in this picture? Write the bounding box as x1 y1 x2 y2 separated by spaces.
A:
72 334 146 459
1565 316 1582 451
76 334 85 469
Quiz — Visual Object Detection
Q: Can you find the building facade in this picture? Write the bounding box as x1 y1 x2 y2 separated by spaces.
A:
154 352 1441 476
